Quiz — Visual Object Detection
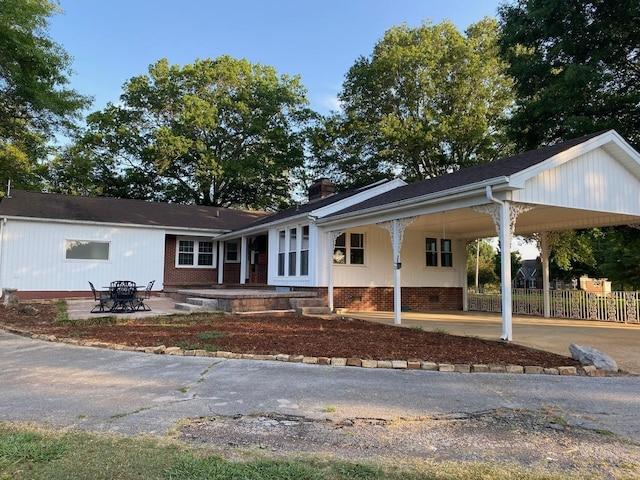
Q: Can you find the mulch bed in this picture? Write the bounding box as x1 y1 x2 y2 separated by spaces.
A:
0 302 585 369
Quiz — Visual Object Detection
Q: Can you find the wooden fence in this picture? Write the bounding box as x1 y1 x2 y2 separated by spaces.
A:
467 288 640 323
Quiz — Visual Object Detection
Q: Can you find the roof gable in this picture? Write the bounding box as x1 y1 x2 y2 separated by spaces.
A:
0 190 269 231
325 131 611 219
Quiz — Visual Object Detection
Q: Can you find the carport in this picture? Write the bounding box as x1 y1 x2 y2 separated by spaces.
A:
318 130 640 340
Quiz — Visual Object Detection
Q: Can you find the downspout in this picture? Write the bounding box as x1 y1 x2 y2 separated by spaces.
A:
0 218 6 299
485 186 513 341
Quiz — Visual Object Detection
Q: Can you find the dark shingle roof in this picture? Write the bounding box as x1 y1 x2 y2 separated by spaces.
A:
329 131 607 218
244 180 397 228
0 190 269 231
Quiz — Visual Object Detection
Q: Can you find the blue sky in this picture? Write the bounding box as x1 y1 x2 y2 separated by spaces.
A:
49 0 504 116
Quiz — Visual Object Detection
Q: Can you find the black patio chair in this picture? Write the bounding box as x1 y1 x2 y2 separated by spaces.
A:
135 280 154 311
88 281 111 313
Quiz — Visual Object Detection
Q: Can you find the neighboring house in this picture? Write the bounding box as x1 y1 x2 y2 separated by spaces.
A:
0 191 268 299
2 130 640 341
514 259 542 289
579 274 612 295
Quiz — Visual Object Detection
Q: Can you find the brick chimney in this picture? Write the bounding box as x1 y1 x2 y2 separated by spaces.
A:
307 178 335 201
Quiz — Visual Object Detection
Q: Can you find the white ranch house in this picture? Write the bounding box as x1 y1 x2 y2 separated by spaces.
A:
1 130 640 340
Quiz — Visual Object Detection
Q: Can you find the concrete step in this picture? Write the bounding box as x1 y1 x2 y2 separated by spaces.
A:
174 302 204 312
185 297 220 309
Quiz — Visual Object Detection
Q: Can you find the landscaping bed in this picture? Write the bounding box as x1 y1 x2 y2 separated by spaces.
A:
0 302 584 369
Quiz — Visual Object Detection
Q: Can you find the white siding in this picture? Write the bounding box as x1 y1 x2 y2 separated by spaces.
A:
329 226 465 288
513 149 640 215
0 220 165 292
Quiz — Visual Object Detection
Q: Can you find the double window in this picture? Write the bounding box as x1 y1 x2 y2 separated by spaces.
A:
177 238 214 267
333 233 365 265
277 225 310 277
426 237 452 267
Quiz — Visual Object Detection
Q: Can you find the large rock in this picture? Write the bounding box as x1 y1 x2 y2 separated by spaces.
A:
569 343 618 372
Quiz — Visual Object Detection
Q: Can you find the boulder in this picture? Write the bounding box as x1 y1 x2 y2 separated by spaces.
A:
569 343 618 372
19 304 39 316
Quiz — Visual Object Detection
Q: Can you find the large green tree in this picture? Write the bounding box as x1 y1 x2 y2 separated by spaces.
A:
62 57 313 209
498 0 640 151
0 0 90 194
308 18 514 189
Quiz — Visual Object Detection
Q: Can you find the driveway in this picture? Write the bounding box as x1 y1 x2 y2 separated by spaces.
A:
351 311 640 374
1 330 639 442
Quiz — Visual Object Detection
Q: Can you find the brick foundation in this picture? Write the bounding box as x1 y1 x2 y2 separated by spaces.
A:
317 286 463 311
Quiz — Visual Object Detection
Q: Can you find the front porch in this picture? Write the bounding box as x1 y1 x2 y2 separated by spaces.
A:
171 288 330 314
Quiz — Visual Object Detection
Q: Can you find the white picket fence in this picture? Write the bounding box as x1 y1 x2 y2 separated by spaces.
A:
467 288 640 323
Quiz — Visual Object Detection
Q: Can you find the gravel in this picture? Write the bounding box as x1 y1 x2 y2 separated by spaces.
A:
177 407 640 478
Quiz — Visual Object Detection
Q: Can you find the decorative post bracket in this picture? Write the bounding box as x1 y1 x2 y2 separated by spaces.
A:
377 216 418 268
472 202 536 238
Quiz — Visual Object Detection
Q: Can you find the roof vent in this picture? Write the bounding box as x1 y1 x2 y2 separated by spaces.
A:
307 178 335 202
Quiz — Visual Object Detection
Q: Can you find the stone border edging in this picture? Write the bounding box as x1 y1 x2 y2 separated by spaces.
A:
1 324 606 377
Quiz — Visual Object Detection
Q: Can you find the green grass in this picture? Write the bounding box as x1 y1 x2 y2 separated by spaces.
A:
54 300 117 327
0 422 601 480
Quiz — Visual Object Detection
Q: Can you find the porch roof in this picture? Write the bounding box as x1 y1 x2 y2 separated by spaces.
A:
317 130 640 236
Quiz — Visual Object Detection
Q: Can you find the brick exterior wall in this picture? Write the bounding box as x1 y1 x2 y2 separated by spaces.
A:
316 286 463 311
223 263 240 284
163 235 217 289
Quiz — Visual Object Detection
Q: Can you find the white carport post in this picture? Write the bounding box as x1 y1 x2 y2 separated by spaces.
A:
327 230 343 312
378 217 417 325
392 220 401 325
497 200 514 340
475 187 535 341
540 231 552 318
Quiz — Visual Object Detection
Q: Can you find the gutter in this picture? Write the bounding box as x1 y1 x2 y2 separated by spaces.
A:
0 215 231 236
214 212 310 241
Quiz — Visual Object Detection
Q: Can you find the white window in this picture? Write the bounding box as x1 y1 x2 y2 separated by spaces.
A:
278 230 286 276
65 240 109 261
225 241 239 263
333 233 365 265
177 238 215 268
425 237 453 267
288 227 297 276
300 226 309 276
276 225 310 277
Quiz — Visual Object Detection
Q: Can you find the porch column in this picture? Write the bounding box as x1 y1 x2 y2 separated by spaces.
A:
240 236 247 285
377 216 418 325
473 194 535 341
540 231 551 318
327 230 343 311
217 241 224 284
498 201 514 340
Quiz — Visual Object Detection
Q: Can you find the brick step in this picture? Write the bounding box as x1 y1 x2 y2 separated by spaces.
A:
299 306 333 316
